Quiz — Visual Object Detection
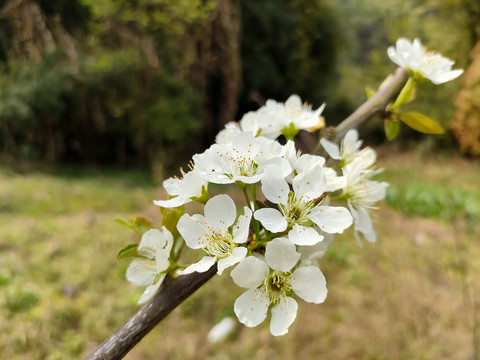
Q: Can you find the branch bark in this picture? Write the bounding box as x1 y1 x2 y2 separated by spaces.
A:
86 265 217 360
86 67 409 360
333 67 408 142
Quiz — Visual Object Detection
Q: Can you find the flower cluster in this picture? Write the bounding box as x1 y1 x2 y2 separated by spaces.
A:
120 38 463 337
125 93 389 336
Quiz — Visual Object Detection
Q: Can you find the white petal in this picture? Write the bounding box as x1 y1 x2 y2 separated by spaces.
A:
291 266 327 304
162 177 181 195
270 297 298 336
155 249 171 272
265 237 300 272
254 208 288 233
232 207 252 243
309 206 353 234
261 165 289 204
138 228 167 258
177 255 216 275
292 165 326 200
204 194 237 228
137 275 165 304
295 154 325 173
231 256 269 289
153 196 189 208
179 171 207 198
207 317 235 344
217 247 247 275
288 225 324 246
234 289 269 327
126 259 156 286
176 214 208 249
320 138 340 160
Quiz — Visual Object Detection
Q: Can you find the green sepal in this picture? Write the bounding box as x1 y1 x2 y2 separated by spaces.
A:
161 206 184 239
117 243 139 260
131 217 153 235
365 86 376 99
171 236 185 263
398 112 444 134
391 77 417 110
115 217 152 235
281 122 299 141
384 117 400 141
190 185 209 205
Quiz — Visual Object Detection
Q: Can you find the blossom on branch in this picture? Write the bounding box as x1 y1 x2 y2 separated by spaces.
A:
254 164 352 246
177 194 252 275
320 128 376 167
193 132 291 185
342 157 388 244
231 238 327 336
153 170 208 208
126 227 174 304
387 38 463 85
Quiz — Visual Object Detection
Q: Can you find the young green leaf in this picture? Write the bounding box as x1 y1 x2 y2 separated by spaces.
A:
398 112 444 134
117 243 139 260
384 118 400 140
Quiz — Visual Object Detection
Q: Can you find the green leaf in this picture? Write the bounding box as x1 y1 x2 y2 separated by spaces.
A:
115 218 137 231
384 118 400 141
117 243 139 260
398 112 444 134
131 217 153 235
391 77 416 110
115 217 153 235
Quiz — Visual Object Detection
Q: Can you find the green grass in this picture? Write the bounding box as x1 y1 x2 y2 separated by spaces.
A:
1 152 479 359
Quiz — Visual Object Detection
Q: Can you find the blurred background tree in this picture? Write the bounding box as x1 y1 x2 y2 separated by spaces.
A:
0 0 478 171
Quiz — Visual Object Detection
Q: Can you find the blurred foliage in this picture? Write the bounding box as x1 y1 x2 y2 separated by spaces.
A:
240 0 341 114
451 40 480 157
0 0 477 168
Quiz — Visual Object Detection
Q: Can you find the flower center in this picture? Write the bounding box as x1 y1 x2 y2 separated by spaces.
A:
264 272 292 305
346 179 375 209
204 230 235 258
279 192 314 227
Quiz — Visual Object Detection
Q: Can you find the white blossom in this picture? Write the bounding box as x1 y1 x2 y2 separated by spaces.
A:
177 194 252 275
193 131 291 185
387 38 463 85
320 129 376 167
342 158 388 244
126 227 174 304
153 170 207 208
282 140 344 191
254 165 352 246
231 238 327 336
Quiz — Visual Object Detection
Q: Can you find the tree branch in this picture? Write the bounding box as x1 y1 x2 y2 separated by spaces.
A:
86 67 409 360
333 67 408 142
86 265 217 360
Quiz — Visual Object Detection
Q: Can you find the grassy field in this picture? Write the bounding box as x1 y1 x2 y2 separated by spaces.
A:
1 151 479 360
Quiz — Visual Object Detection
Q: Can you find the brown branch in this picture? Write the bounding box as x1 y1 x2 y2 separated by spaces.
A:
86 265 217 360
333 67 409 142
86 66 410 360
